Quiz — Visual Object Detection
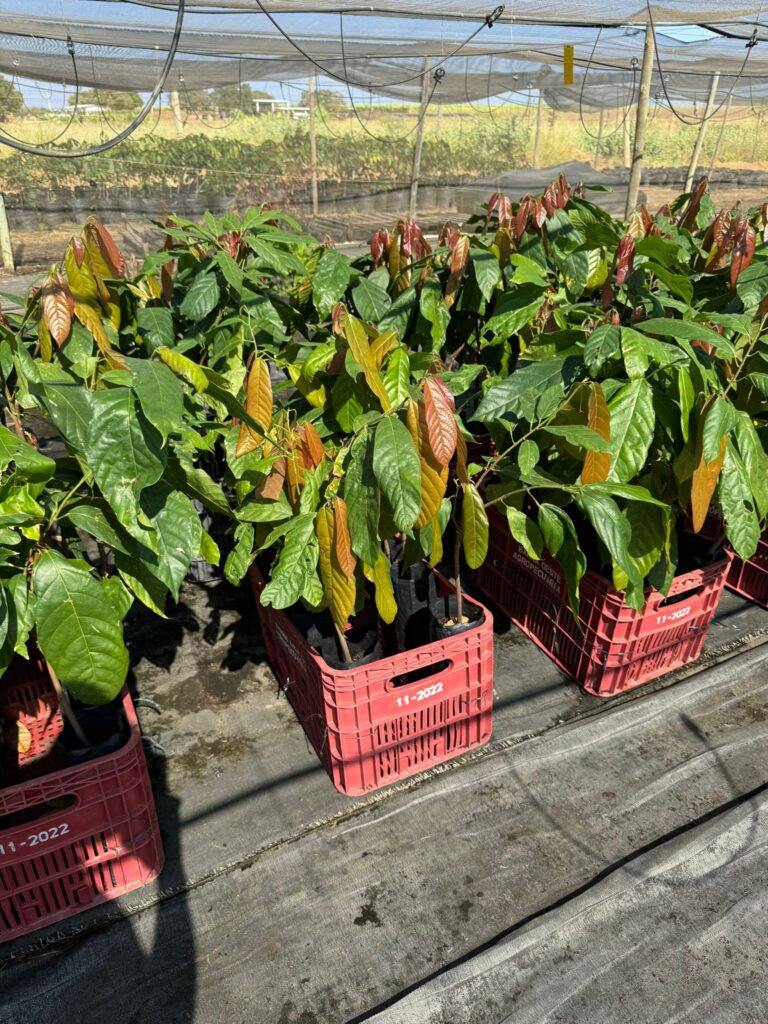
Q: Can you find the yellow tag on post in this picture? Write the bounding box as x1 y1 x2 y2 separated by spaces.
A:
563 44 574 85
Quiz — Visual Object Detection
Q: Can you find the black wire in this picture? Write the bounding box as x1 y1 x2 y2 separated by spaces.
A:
0 0 185 157
646 1 758 126
251 0 504 91
577 29 638 142
179 56 244 129
0 37 80 146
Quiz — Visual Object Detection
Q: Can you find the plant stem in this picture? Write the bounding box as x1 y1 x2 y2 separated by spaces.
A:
97 541 109 578
335 622 352 665
453 523 464 624
3 386 25 441
46 660 91 748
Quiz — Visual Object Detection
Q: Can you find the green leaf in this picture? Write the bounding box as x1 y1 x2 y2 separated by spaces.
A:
474 358 581 424
718 440 761 559
331 371 364 432
372 415 421 533
677 366 695 444
538 503 565 555
137 306 174 352
733 411 768 520
518 439 539 476
260 514 317 609
577 490 641 591
115 550 168 617
483 285 544 342
583 324 620 373
620 327 649 380
0 424 55 483
344 431 380 566
462 483 489 569
238 497 292 523
33 550 128 705
87 388 166 536
312 248 351 320
141 482 203 600
179 271 220 321
34 381 93 452
199 528 220 567
4 574 36 659
164 457 233 519
102 576 134 620
352 277 392 322
215 250 244 292
125 356 184 444
634 318 735 359
702 396 735 463
506 506 543 561
545 425 610 451
64 499 132 554
419 277 451 350
735 259 768 310
378 285 417 340
471 250 501 301
607 379 655 483
383 348 410 407
156 346 209 393
224 523 255 586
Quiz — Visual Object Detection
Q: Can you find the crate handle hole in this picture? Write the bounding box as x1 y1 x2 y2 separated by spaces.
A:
0 792 77 831
390 659 452 688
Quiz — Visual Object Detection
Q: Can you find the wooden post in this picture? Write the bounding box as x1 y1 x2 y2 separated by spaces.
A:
531 90 544 167
625 22 656 219
169 90 184 136
594 107 606 169
0 193 14 272
308 75 319 216
685 73 720 192
409 57 431 220
707 89 732 177
623 115 631 168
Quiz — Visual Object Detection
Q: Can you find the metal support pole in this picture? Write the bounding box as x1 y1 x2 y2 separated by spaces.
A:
685 73 720 192
409 57 431 220
707 88 732 177
594 107 606 169
531 91 544 168
169 90 184 136
625 23 656 219
0 193 14 272
623 115 631 168
308 75 319 216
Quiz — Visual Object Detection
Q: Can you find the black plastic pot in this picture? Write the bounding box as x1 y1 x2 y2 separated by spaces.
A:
390 558 438 652
59 698 129 766
316 629 381 671
430 593 485 641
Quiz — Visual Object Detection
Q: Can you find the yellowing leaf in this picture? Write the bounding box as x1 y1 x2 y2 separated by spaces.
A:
286 364 327 408
691 435 726 532
333 498 356 580
462 483 489 569
370 328 398 368
83 217 126 278
406 399 448 529
65 241 101 307
73 300 110 354
236 358 273 457
285 442 305 506
423 377 457 468
341 311 391 412
316 505 356 631
156 346 208 393
38 317 52 362
429 511 443 565
455 431 469 485
582 382 612 484
369 550 397 624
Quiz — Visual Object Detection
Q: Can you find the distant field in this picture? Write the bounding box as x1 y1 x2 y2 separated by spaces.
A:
0 102 765 200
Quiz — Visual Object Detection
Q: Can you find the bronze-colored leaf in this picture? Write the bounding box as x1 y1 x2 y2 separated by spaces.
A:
691 435 726 532
316 505 356 631
581 382 612 484
406 399 448 529
333 498 356 580
41 272 73 346
84 217 126 278
423 377 457 468
236 358 273 457
257 458 286 501
445 235 469 309
455 430 469 485
301 421 325 467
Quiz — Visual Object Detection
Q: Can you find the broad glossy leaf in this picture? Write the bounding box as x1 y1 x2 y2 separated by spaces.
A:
156 346 208 393
733 411 768 520
224 523 255 586
518 439 539 477
474 358 581 424
179 271 220 321
677 366 694 444
462 483 488 569
701 396 735 463
482 285 544 342
634 318 735 359
125 356 183 444
545 425 610 451
165 457 232 518
65 242 100 307
343 431 380 566
578 490 641 591
142 482 203 599
33 550 128 704
583 324 620 373
405 399 448 530
607 379 654 483
0 425 54 483
718 441 760 559
35 381 93 452
333 498 356 580
312 248 351 320
352 277 391 322
419 277 451 350
471 250 501 301
64 499 131 554
383 347 410 407
260 513 316 609
341 312 391 412
373 415 422 533
137 307 174 352
423 377 457 467
506 506 543 561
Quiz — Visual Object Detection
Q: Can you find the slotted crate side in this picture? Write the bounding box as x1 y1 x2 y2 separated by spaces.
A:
698 513 768 609
0 654 64 773
473 508 730 697
0 687 164 943
250 565 494 796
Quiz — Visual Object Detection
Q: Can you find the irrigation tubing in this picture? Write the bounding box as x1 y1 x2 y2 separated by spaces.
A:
1 38 80 146
0 0 185 157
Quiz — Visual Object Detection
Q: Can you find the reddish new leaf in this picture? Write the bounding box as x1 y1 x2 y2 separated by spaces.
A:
542 183 557 218
730 218 756 288
84 217 125 277
444 235 469 309
370 228 390 268
423 376 457 468
532 199 547 230
514 196 532 240
41 273 74 346
615 234 635 285
438 222 461 249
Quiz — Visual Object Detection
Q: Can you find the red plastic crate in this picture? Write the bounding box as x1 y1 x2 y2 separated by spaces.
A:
0 654 64 777
697 513 768 609
250 565 494 796
471 508 731 697
0 674 164 943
